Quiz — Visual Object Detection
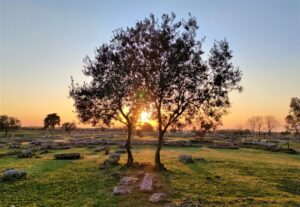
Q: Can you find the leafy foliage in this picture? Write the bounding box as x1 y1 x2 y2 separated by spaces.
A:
62 122 77 132
140 122 154 132
69 32 149 166
286 97 300 134
0 115 21 136
44 113 60 130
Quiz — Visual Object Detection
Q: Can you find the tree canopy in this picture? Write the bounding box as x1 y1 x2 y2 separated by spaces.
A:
0 115 21 136
70 13 242 170
286 97 300 134
44 113 61 130
62 122 77 133
114 13 242 169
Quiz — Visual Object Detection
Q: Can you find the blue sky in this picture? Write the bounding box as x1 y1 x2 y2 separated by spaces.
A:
1 0 300 128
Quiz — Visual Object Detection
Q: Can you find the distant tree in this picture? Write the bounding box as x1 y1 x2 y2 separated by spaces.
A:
256 116 264 135
264 115 279 134
285 97 300 135
247 116 264 135
247 117 256 133
44 113 60 130
62 122 77 133
170 121 185 133
140 122 154 132
69 40 147 167
119 13 242 170
0 115 21 136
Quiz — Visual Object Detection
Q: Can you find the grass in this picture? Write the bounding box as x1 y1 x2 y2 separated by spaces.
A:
0 146 300 206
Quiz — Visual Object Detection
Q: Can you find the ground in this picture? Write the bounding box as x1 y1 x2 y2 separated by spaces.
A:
1 142 300 207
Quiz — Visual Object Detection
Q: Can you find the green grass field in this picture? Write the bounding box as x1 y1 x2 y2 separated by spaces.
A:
1 145 300 207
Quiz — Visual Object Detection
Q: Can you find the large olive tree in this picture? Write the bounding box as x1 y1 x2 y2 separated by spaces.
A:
117 13 242 170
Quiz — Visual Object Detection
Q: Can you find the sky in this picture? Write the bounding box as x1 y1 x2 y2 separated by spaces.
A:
1 0 300 130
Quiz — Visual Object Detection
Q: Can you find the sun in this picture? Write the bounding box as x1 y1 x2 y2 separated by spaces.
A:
140 111 151 123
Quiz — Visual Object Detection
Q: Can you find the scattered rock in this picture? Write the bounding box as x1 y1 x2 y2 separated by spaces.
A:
119 176 138 185
54 153 81 160
140 173 154 192
0 144 5 148
2 169 27 181
100 153 121 169
112 175 138 195
95 145 109 152
149 193 166 203
112 186 132 195
9 144 21 149
109 153 121 160
179 155 194 163
17 150 34 158
106 157 119 165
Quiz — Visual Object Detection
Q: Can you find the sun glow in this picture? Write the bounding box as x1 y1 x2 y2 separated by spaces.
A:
140 111 151 123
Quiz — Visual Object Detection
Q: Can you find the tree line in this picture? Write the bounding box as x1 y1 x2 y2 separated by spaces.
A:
246 97 300 135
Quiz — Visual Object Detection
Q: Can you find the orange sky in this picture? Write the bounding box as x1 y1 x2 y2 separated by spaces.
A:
1 0 299 131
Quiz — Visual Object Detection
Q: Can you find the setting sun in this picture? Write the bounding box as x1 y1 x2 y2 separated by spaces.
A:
140 111 151 123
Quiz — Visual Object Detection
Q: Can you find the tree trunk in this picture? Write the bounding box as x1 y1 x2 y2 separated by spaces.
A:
155 131 166 171
125 125 133 167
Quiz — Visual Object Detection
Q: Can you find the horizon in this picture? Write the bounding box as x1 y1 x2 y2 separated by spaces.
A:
1 0 300 130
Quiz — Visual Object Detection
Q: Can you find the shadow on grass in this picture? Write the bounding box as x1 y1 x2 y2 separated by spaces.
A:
277 179 300 195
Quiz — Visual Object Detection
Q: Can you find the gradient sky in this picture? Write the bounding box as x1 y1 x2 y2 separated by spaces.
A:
1 0 300 129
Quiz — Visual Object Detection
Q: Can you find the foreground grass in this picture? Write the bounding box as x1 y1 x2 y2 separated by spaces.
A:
0 148 121 207
0 146 300 206
159 147 300 206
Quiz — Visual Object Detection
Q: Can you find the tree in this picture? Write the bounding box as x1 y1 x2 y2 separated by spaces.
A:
247 117 257 133
62 122 77 133
285 97 300 134
44 113 60 130
118 13 242 170
170 121 185 133
0 115 21 136
247 116 264 135
264 115 279 134
256 116 264 135
69 41 147 167
140 122 154 132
